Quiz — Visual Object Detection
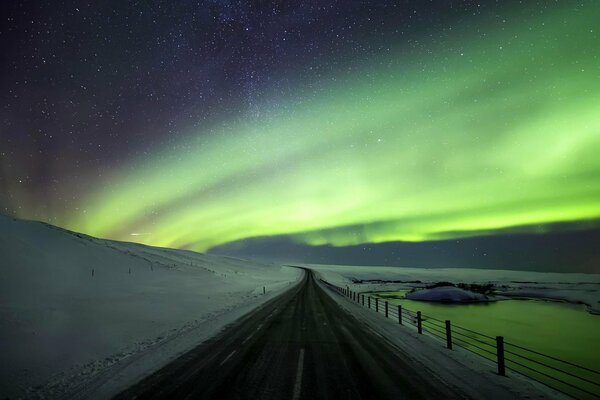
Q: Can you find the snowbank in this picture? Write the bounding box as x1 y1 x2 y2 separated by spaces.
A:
0 215 302 399
406 286 491 303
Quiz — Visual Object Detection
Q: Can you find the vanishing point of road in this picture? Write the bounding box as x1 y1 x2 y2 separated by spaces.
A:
116 269 465 399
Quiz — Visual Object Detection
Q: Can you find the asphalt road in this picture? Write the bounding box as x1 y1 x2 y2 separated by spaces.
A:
116 269 462 400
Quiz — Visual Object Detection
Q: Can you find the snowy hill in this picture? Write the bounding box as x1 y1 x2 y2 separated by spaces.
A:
0 215 302 399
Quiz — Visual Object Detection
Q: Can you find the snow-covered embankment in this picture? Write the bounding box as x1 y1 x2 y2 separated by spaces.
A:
0 215 302 398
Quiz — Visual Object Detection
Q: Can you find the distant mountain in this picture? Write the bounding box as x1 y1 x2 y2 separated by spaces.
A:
209 228 600 273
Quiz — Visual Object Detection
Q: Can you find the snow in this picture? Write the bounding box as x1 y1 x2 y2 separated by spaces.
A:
316 275 569 400
0 215 302 399
498 287 600 315
308 264 600 313
406 286 491 303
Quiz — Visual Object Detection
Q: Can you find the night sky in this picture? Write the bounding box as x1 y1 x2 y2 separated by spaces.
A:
1 1 599 270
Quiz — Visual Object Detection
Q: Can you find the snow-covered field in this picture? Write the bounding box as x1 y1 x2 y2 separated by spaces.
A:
309 264 600 314
0 215 302 399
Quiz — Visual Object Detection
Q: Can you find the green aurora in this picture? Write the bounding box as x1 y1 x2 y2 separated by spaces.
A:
42 3 600 250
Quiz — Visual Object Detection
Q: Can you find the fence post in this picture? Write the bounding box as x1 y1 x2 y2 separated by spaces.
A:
417 311 422 334
398 305 402 324
385 301 388 318
368 296 371 309
362 295 365 306
496 336 506 376
376 298 379 313
445 320 452 349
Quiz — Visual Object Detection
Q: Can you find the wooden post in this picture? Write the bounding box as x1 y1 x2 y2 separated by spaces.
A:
362 295 365 306
263 286 266 295
368 296 371 309
385 301 388 318
496 336 506 376
375 298 379 313
417 311 422 334
445 320 452 349
398 305 402 324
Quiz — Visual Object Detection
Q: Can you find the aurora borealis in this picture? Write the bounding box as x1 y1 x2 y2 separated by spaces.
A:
1 1 599 258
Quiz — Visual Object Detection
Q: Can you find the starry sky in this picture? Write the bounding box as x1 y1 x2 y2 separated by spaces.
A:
1 1 599 270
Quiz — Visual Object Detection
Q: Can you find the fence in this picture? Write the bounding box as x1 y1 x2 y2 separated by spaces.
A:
320 280 600 400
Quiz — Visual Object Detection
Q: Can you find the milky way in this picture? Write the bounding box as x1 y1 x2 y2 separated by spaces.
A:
1 1 599 252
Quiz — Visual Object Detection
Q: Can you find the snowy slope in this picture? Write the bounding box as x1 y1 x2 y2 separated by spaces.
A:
0 215 302 399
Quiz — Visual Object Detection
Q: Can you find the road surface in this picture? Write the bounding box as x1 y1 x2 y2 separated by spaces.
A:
116 269 463 399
